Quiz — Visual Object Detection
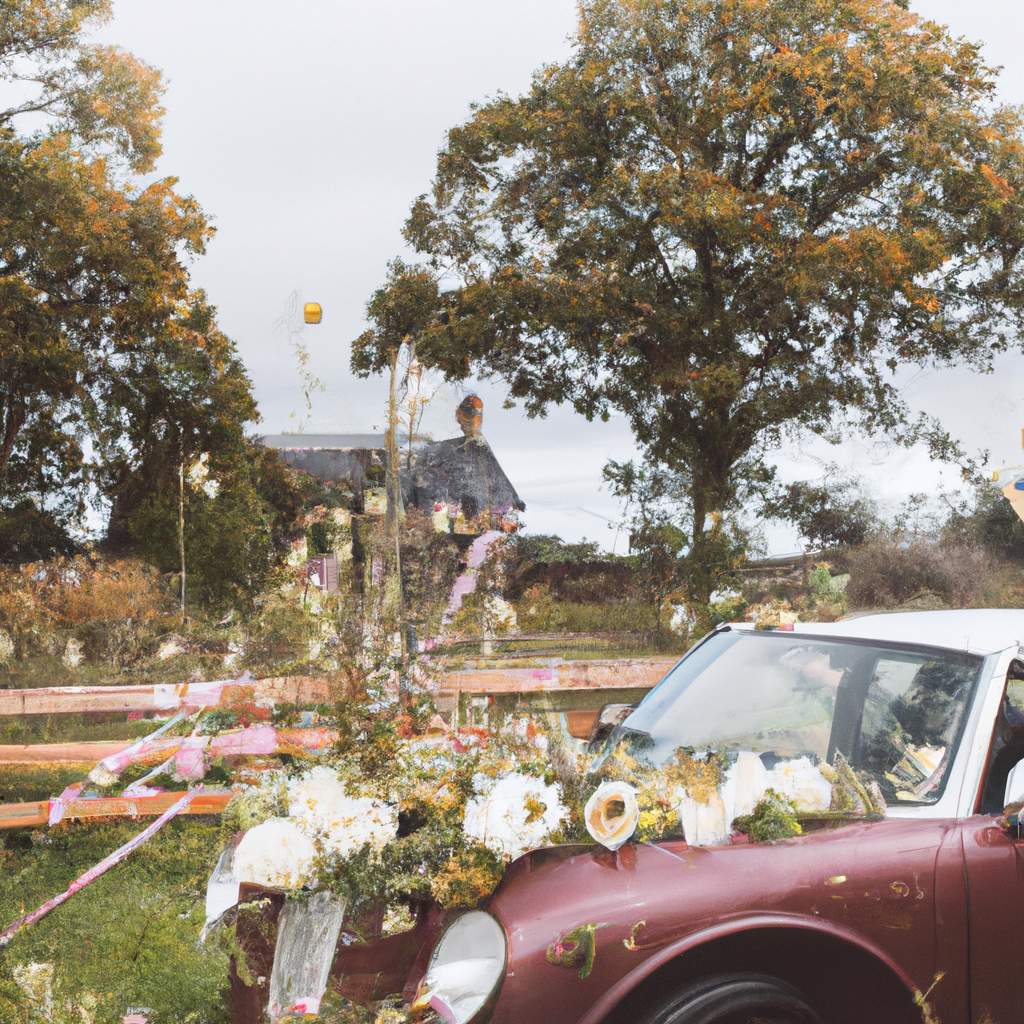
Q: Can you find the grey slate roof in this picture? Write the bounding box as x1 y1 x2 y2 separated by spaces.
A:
260 433 392 450
402 435 526 515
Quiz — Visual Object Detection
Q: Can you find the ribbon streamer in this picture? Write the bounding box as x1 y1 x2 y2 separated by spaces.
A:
0 790 198 948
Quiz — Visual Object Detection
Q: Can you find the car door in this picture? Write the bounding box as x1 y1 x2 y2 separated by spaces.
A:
961 660 1024 1023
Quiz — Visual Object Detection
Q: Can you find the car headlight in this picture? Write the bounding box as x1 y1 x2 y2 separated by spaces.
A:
410 910 506 1023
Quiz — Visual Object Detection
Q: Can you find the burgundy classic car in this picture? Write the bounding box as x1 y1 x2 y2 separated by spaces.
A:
234 609 1024 1024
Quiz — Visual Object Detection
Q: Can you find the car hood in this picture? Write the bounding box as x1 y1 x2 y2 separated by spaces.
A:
484 817 953 1024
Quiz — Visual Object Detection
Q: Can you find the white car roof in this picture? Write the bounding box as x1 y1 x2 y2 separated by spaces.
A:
733 609 1024 657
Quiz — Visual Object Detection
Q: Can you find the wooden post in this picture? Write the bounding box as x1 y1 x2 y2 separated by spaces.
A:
385 345 409 702
179 459 186 624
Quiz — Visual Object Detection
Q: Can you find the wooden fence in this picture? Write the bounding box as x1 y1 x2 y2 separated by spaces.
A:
0 656 680 829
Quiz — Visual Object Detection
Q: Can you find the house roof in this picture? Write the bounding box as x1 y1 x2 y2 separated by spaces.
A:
260 430 428 450
403 435 526 515
735 609 1024 656
260 433 426 451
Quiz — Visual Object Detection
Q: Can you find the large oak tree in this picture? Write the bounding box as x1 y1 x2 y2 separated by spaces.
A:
354 0 1024 615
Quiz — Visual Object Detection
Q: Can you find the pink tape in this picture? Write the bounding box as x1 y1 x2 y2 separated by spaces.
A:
99 735 181 774
48 783 84 827
210 724 278 757
442 530 503 624
174 739 210 780
0 791 198 948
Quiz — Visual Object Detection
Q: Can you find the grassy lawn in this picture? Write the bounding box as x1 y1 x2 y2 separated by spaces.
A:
0 818 229 1023
0 766 90 804
0 715 159 747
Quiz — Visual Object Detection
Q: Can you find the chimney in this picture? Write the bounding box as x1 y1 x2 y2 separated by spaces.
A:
456 394 484 439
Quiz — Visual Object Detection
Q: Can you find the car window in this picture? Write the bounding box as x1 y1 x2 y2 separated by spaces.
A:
1007 678 1024 717
605 631 981 805
858 654 975 802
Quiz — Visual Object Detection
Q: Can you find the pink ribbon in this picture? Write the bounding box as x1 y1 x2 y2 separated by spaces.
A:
0 790 198 948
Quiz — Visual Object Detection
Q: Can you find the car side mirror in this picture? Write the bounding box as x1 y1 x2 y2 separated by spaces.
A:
1004 758 1024 810
588 703 635 751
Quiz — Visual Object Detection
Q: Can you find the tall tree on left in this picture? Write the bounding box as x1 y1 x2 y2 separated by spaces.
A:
0 0 296 589
0 1 219 561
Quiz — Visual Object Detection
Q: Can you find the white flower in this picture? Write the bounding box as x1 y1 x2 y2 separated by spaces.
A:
235 818 315 889
765 757 833 812
584 780 639 851
287 766 398 858
202 478 220 499
463 772 568 861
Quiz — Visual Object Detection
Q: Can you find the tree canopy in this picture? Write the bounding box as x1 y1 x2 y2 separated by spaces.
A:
0 1 296 586
762 469 877 550
354 0 1024 611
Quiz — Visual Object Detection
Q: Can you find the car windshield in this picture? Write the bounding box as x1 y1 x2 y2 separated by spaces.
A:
598 629 983 805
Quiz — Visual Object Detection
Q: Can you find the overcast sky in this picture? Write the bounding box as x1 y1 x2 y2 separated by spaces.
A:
95 0 1024 552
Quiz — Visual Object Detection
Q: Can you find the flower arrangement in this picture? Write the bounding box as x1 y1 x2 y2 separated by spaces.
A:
195 677 887 1024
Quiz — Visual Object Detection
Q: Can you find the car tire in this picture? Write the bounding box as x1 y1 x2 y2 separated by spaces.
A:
636 972 824 1024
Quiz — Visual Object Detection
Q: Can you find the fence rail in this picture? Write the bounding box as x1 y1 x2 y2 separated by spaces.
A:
0 656 679 827
436 631 673 658
0 656 680 717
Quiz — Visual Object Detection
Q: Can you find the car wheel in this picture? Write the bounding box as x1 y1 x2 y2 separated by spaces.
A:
636 972 824 1024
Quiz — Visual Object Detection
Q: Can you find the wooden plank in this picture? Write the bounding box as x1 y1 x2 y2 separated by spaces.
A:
441 657 676 695
0 801 48 829
0 660 675 717
0 741 125 764
0 728 337 767
62 790 233 822
0 791 233 831
0 684 173 716
0 675 332 717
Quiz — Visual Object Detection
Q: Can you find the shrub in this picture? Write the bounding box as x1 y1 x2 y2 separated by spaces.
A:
0 556 172 660
0 500 77 564
846 535 992 610
514 583 658 635
508 534 603 566
762 474 877 550
945 484 1024 561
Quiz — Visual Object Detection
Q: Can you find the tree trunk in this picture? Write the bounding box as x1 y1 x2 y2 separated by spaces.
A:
686 497 714 631
385 346 409 700
0 396 26 484
178 460 186 624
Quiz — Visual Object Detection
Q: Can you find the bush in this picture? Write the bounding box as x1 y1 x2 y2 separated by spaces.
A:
945 484 1024 561
0 500 77 564
0 556 172 660
515 584 658 634
763 474 876 550
846 535 992 610
508 534 603 566
111 442 305 613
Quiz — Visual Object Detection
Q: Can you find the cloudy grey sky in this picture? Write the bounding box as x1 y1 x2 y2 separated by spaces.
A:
95 0 1024 552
